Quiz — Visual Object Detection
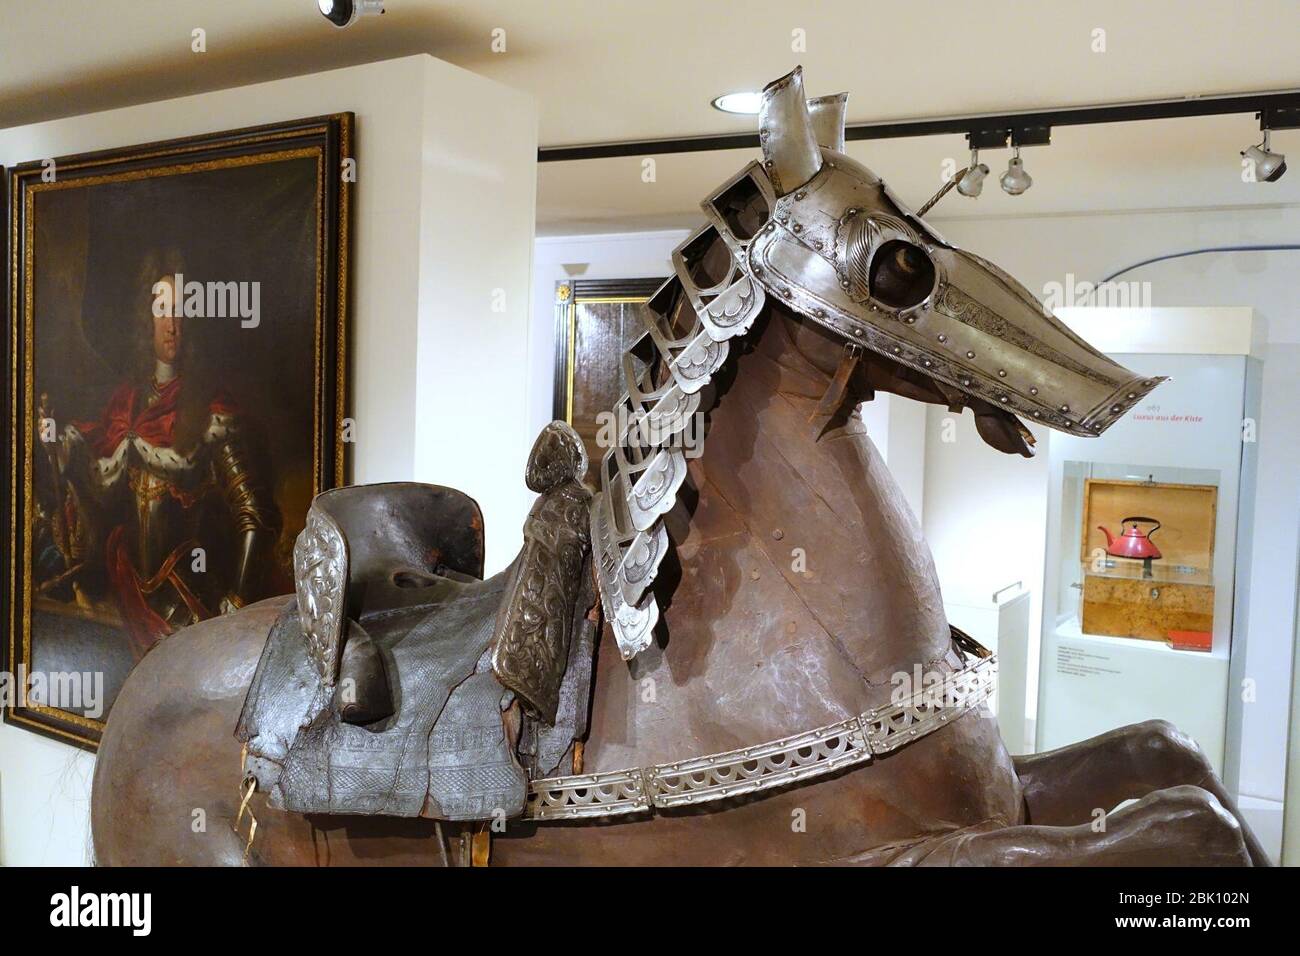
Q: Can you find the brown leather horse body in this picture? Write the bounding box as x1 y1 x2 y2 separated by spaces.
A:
90 68 1268 866
89 307 1268 865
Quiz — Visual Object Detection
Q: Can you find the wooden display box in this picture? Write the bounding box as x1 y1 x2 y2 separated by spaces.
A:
1079 478 1217 645
1081 566 1213 643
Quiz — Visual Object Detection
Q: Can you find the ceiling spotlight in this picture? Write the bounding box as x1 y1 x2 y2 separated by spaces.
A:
1000 146 1033 195
1242 130 1287 182
957 150 990 197
711 91 763 115
317 0 384 28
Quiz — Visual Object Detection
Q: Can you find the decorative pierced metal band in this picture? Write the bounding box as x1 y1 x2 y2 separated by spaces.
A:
523 654 996 821
525 768 650 820
864 654 997 755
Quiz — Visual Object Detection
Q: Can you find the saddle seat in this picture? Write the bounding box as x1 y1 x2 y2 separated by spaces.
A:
236 422 597 822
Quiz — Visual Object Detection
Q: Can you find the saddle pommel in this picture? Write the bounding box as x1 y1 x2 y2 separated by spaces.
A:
525 420 589 494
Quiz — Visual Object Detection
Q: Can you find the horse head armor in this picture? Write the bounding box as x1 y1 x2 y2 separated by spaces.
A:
593 66 1165 659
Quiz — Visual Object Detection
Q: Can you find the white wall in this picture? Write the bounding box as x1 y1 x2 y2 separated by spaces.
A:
0 55 538 865
411 59 538 570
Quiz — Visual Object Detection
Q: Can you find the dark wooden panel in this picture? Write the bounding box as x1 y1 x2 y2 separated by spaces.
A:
553 278 665 484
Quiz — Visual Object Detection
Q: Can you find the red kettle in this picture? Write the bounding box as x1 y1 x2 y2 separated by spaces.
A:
1098 517 1163 561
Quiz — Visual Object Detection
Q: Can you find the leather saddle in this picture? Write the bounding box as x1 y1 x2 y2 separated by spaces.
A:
236 422 597 822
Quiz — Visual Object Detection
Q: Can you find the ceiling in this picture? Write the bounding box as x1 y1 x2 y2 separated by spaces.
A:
4 1 1300 232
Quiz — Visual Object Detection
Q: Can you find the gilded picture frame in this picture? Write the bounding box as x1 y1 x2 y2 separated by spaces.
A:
552 277 666 484
3 115 353 749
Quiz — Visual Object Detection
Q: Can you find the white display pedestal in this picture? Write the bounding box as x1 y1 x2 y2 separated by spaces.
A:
947 585 1032 755
1041 621 1229 774
1037 309 1260 774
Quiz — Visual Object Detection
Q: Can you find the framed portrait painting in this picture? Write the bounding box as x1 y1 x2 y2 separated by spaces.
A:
3 115 353 749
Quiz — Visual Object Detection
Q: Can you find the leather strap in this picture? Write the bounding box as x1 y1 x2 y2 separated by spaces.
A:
809 343 863 438
471 827 491 867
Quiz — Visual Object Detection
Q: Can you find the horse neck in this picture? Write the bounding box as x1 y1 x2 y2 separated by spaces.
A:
684 313 954 685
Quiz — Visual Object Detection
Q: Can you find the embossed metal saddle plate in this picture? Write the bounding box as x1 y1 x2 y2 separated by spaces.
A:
238 567 528 819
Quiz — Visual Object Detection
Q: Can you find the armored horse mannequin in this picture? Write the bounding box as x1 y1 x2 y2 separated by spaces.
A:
92 69 1268 866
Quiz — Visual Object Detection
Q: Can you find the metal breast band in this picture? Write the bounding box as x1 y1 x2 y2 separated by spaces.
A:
522 652 995 821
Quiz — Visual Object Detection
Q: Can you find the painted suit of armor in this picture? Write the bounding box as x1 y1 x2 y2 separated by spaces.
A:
50 375 280 658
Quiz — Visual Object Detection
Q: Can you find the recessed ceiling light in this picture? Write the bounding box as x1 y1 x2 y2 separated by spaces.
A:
711 92 763 115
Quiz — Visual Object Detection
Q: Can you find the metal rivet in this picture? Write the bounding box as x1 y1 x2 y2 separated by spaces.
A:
937 334 947 343
892 347 902 354
961 377 972 386
1127 392 1137 399
853 327 864 336
813 308 826 318
923 359 933 368
1029 387 1038 395
997 369 1007 378
840 279 851 289
795 190 806 200
1111 404 1121 413
1032 411 1041 418
1060 405 1070 413
966 350 976 359
792 223 803 233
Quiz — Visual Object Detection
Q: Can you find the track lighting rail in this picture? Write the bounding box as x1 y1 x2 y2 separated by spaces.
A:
538 89 1300 163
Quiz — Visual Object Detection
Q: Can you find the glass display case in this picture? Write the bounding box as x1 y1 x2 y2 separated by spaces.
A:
1036 310 1262 778
1062 464 1220 650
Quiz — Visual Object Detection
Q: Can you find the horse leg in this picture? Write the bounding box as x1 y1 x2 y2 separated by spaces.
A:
893 785 1251 865
1011 719 1270 866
